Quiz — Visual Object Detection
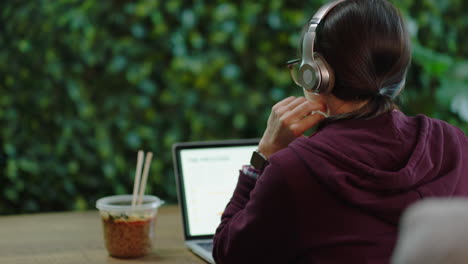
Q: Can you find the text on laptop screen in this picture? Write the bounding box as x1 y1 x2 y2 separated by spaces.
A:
180 145 257 236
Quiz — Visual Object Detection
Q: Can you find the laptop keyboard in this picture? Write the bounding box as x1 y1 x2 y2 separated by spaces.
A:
197 241 214 252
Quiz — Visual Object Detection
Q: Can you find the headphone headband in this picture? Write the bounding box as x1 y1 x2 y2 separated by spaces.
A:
299 0 346 93
308 0 346 31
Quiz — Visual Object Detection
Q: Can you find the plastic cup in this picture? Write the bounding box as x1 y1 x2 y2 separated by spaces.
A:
96 195 164 258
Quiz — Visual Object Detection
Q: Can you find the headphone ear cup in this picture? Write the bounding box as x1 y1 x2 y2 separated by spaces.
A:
299 32 320 91
314 53 335 94
298 63 319 91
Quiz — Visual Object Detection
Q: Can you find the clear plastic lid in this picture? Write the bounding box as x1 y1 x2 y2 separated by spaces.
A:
96 194 164 212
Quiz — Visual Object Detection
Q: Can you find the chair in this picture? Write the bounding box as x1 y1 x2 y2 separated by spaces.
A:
391 198 468 264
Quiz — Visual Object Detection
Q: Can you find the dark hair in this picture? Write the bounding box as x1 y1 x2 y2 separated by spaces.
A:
304 0 411 121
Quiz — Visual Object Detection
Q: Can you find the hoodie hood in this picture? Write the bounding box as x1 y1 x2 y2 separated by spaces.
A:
289 110 468 224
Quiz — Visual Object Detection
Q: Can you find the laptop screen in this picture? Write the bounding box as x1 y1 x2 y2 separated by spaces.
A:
173 139 258 238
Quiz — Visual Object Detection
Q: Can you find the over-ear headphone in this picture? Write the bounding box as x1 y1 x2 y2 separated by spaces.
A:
298 0 345 94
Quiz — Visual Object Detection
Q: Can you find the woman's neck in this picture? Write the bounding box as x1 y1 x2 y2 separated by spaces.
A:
325 95 368 116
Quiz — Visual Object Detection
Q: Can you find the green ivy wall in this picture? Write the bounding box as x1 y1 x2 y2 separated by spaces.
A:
0 0 467 214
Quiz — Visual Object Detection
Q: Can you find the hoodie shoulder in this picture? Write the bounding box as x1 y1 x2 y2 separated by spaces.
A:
421 114 467 144
287 112 468 224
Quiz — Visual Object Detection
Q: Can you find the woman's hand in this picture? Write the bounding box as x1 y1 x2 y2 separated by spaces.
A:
258 96 327 159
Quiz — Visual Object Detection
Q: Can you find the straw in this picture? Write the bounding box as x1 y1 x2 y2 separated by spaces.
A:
131 150 144 207
137 152 153 205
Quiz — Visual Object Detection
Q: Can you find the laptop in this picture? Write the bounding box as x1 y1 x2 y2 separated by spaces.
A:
172 139 259 263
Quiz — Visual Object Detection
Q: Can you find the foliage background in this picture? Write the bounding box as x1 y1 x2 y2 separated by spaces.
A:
0 0 466 214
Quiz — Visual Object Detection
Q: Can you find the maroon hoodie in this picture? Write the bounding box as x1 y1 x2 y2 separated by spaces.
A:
213 110 468 264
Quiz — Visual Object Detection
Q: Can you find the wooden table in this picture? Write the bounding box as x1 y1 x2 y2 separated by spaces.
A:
0 205 206 264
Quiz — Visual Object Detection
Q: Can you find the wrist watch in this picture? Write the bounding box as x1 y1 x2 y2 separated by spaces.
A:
250 150 269 170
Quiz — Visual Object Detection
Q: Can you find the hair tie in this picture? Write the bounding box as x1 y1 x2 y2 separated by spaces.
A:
378 78 406 99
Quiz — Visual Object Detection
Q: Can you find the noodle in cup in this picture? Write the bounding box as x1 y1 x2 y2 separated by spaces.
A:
96 195 164 258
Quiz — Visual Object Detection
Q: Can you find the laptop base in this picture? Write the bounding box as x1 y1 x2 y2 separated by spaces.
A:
186 240 215 264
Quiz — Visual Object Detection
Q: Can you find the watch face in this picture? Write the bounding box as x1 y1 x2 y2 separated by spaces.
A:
251 151 267 170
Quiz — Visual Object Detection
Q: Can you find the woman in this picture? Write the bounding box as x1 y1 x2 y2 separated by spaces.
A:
213 0 468 263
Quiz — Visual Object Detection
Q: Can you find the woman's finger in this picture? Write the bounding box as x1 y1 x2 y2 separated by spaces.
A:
289 112 326 136
274 97 308 117
272 96 296 111
280 100 326 125
285 97 307 110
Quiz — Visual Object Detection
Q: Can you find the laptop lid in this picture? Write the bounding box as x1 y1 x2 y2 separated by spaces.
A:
172 139 259 241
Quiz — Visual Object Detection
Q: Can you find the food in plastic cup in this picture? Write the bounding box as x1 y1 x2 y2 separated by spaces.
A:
96 195 164 258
